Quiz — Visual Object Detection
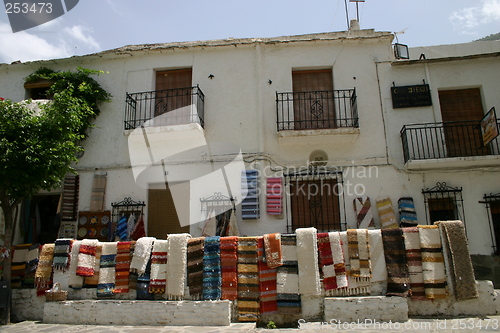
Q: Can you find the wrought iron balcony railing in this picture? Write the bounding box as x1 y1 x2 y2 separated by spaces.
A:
276 89 358 131
401 120 500 162
124 85 204 130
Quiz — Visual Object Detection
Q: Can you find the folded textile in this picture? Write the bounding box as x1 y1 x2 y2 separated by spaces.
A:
354 197 375 228
12 244 30 288
149 239 168 294
437 221 477 300
220 236 238 300
130 214 146 241
35 243 55 296
399 197 418 227
117 215 128 241
115 242 132 294
376 197 398 229
52 239 72 271
347 229 371 283
237 237 260 322
166 233 191 299
257 237 278 315
367 230 388 283
418 225 447 299
97 242 117 298
203 236 221 300
76 239 98 277
68 241 84 289
264 233 283 269
130 237 155 276
381 228 411 297
84 244 102 287
276 234 301 315
296 227 321 296
187 237 204 299
402 227 425 300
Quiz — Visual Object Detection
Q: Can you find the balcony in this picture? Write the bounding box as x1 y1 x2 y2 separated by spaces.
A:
124 86 204 130
276 89 358 131
401 120 500 168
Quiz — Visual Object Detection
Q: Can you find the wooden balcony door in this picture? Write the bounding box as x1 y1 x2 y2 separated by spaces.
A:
439 88 488 157
292 69 335 130
155 68 192 120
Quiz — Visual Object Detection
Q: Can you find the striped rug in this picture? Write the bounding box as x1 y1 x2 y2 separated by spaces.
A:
84 244 101 287
149 239 168 294
276 234 301 314
418 225 447 299
402 227 425 300
52 239 72 271
97 242 117 298
398 197 418 227
114 241 132 294
257 236 278 315
263 233 283 268
68 241 84 290
220 236 238 300
237 237 260 322
317 232 337 292
187 237 204 300
203 236 221 300
381 228 411 297
376 197 398 229
12 244 30 288
354 197 375 228
35 243 54 296
347 229 371 283
296 227 321 296
367 229 387 284
329 231 348 292
76 239 98 277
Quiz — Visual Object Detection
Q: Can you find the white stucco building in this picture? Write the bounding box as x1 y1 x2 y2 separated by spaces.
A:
1 22 499 283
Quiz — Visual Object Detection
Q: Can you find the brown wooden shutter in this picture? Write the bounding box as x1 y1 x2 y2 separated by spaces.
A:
155 69 193 118
147 185 189 238
61 175 79 221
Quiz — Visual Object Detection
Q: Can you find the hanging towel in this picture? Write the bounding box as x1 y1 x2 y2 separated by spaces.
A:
52 239 72 271
276 234 301 314
220 236 238 300
437 221 477 300
166 233 191 299
237 237 260 322
257 236 278 315
399 197 418 227
353 197 375 229
381 228 411 297
418 225 447 299
376 197 398 229
203 236 221 300
35 243 55 296
76 239 98 277
263 233 283 269
367 229 388 283
130 214 146 240
68 241 84 290
130 237 155 276
84 244 102 287
97 242 117 298
187 237 205 300
117 215 128 241
402 227 425 300
317 233 337 292
114 242 132 294
296 227 321 296
149 239 168 294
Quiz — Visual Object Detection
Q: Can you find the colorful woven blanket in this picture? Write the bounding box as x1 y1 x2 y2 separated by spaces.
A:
24 244 39 288
347 229 371 283
296 227 321 296
376 197 398 229
418 225 447 299
166 233 191 300
114 242 132 294
263 233 283 269
187 237 204 299
237 237 260 322
68 241 84 289
367 229 387 284
52 239 72 271
11 244 30 288
437 221 476 300
149 239 168 294
402 227 425 300
117 215 128 241
276 234 301 314
130 214 146 240
97 242 117 298
84 244 102 287
329 232 348 292
399 197 418 227
381 228 411 297
317 232 336 292
220 236 238 300
76 239 98 277
257 237 278 315
130 237 155 276
203 236 221 300
35 243 55 296
354 197 375 228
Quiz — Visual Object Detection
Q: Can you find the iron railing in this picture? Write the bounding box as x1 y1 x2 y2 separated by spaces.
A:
276 89 358 131
401 120 500 162
124 85 204 130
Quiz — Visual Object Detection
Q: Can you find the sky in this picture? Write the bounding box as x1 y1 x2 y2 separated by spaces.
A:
0 0 499 64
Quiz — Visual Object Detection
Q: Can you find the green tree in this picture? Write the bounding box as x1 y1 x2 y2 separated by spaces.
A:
0 67 110 282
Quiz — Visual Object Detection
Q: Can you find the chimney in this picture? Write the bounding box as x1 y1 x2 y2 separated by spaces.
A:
349 19 360 31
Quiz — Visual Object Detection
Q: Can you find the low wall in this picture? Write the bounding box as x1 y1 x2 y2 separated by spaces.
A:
324 296 408 323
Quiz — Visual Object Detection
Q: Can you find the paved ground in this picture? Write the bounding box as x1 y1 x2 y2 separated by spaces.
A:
1 316 500 332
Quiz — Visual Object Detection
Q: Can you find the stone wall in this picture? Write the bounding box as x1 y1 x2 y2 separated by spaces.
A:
324 296 409 323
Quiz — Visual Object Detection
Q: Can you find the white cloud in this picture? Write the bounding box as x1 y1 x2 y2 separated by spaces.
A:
450 0 500 31
0 21 71 63
63 25 100 50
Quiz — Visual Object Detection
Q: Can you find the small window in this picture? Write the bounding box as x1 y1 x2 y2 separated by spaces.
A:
24 79 54 99
481 193 500 255
422 182 465 225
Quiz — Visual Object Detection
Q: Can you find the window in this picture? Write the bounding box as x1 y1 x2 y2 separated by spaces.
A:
24 79 53 99
422 182 465 225
481 193 500 255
